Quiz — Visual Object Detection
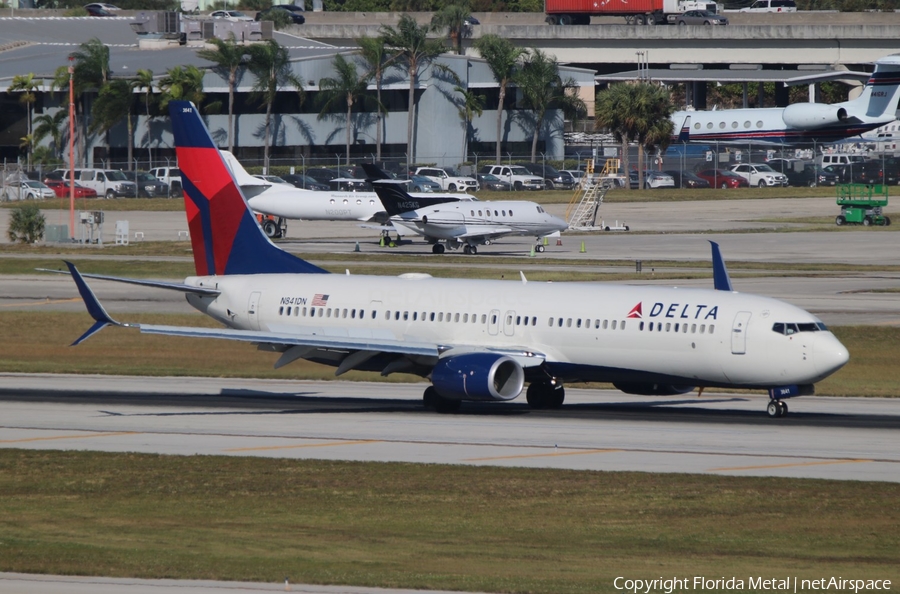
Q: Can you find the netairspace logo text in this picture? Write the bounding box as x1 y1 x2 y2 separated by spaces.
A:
613 577 892 594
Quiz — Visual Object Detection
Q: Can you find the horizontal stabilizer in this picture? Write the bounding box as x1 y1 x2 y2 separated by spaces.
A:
38 268 221 296
65 261 125 345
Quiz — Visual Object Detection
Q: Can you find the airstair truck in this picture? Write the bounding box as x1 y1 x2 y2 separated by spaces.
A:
546 0 720 25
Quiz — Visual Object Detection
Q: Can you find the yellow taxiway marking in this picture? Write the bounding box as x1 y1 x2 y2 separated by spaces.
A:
710 459 873 472
0 431 137 444
1 298 81 308
465 448 622 462
225 439 381 452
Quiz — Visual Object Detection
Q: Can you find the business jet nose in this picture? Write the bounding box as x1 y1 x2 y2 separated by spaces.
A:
815 335 850 377
550 214 569 231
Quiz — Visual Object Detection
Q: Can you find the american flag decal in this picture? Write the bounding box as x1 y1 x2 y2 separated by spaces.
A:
311 294 329 306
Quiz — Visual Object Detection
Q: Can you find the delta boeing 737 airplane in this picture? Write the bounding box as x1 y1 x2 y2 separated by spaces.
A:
57 101 849 418
672 54 900 145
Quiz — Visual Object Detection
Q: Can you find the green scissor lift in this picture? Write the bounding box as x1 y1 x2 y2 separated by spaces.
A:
835 184 891 227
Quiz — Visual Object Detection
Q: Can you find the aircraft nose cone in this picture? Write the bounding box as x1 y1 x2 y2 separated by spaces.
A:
551 215 569 231
816 336 850 376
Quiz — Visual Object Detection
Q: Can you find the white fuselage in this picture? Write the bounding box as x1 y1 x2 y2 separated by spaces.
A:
391 200 568 241
184 273 848 389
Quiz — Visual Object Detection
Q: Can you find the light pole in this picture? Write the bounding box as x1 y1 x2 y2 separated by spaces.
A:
68 57 75 241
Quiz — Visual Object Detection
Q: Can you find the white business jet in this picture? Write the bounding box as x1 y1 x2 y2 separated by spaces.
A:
56 100 849 418
364 164 568 255
672 54 900 145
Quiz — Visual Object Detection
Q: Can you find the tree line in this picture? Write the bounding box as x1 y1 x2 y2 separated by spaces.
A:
7 11 586 170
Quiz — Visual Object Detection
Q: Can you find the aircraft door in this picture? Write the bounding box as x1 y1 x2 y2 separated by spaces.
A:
503 310 516 337
731 311 752 354
487 309 500 336
248 291 262 331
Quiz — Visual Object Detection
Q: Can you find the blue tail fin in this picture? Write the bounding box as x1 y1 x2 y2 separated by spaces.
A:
168 101 327 276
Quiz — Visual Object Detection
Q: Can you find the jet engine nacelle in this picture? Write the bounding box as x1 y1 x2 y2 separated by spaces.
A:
782 103 848 129
613 382 695 396
431 353 525 401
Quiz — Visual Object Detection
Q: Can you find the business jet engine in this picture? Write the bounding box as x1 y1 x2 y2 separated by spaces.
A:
782 103 848 129
431 353 525 401
613 382 695 396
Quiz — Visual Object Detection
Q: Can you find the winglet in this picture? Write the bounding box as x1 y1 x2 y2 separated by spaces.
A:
709 241 733 292
66 261 123 345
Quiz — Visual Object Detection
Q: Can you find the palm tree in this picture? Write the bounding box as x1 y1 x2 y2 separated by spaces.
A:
430 3 472 56
595 82 674 190
70 38 111 166
357 35 395 162
158 65 206 112
197 37 248 154
379 14 445 165
317 53 369 163
90 78 136 169
454 85 485 163
8 73 40 170
247 39 305 169
132 68 155 166
516 48 586 163
472 34 526 165
33 109 69 160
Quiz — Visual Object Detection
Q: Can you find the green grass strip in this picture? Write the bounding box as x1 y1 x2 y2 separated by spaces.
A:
0 450 897 593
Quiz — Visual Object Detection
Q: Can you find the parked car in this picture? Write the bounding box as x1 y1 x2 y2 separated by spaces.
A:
280 173 329 191
210 10 253 20
255 6 305 23
128 171 169 197
52 167 137 198
84 4 114 16
253 174 293 185
476 173 511 191
695 169 750 189
561 169 584 184
408 175 441 192
4 180 56 200
414 167 478 192
305 167 367 191
676 10 728 25
44 179 99 198
628 170 674 189
665 169 710 189
478 165 543 191
821 165 854 184
738 0 797 12
852 160 899 186
84 2 120 10
519 163 576 190
771 162 839 187
148 167 183 196
729 163 789 187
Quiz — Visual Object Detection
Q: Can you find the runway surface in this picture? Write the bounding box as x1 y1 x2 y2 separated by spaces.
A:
2 374 898 483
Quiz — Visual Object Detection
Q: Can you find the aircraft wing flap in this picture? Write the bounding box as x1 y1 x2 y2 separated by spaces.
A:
137 324 440 357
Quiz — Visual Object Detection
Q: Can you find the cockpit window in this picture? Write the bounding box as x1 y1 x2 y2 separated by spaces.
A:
772 322 826 335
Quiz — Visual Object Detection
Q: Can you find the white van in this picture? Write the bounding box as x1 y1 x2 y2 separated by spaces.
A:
53 168 137 199
817 154 867 168
739 0 797 12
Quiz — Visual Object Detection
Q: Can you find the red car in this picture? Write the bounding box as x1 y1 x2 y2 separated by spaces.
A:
44 179 99 198
695 169 750 189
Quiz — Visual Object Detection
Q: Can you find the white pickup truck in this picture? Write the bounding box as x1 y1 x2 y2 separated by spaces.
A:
148 166 183 197
414 167 478 192
478 165 544 191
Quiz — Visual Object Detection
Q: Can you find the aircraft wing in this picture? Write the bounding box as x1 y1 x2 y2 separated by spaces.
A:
455 226 514 239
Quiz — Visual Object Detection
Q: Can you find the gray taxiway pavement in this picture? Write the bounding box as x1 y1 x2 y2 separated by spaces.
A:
2 374 898 483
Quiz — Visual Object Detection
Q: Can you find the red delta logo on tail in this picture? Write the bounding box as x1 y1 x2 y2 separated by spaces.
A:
627 302 642 319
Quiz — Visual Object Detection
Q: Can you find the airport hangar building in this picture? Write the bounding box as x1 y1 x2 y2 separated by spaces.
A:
0 16 596 170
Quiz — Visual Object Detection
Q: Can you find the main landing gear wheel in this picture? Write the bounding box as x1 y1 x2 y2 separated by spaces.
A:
432 243 445 254
263 220 278 238
423 386 461 413
767 400 788 418
463 245 478 255
526 382 565 409
535 244 545 253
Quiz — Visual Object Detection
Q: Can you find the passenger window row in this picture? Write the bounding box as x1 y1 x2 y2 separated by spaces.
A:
548 317 626 331
639 320 714 334
471 209 514 217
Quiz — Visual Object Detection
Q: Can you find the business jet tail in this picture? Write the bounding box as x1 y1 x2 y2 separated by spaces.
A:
840 54 900 121
676 115 691 143
169 101 327 276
